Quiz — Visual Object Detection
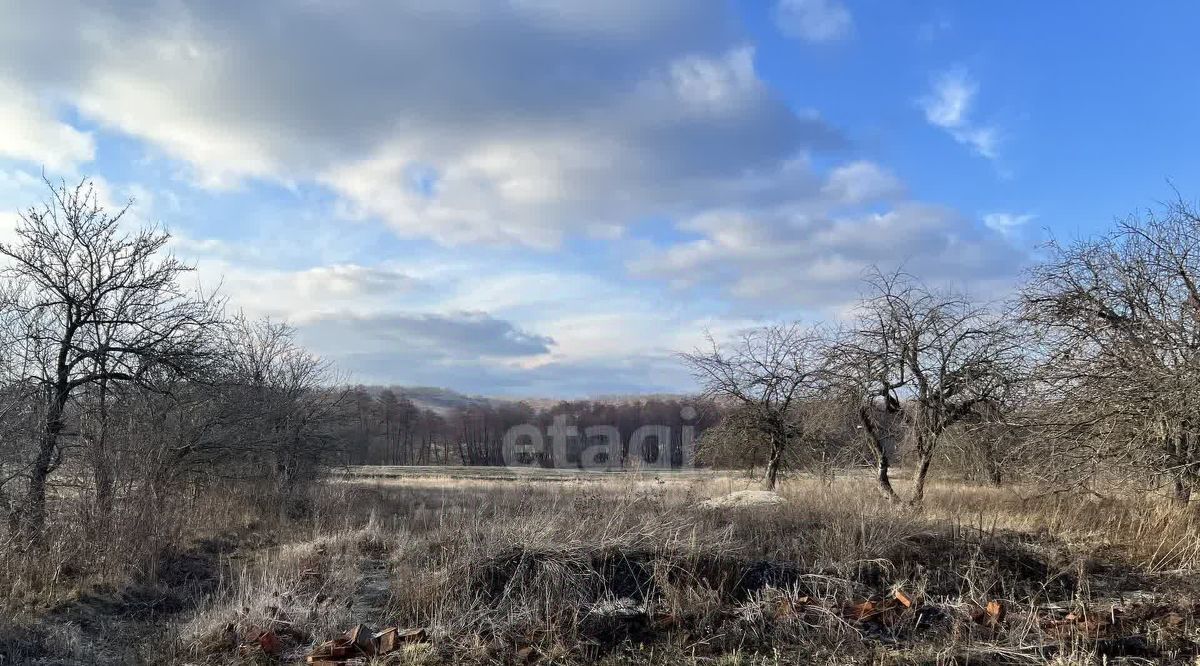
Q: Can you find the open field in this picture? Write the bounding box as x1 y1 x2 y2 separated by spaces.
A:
336 465 726 483
5 468 1200 665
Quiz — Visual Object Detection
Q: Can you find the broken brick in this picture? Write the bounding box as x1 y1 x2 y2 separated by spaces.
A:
308 624 430 663
256 630 281 655
847 600 877 621
346 624 374 655
986 600 1006 624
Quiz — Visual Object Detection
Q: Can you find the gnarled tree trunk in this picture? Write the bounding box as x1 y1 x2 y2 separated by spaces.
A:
858 407 899 502
764 433 783 490
23 389 66 540
910 451 935 505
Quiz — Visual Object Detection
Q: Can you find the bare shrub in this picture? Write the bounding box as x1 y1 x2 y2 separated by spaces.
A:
0 177 222 539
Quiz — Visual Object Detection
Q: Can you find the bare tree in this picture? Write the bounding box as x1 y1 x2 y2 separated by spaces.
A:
1022 198 1200 501
217 315 348 499
0 178 222 538
830 270 1024 504
682 324 826 490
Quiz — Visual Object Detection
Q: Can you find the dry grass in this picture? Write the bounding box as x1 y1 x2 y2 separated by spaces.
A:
8 471 1200 664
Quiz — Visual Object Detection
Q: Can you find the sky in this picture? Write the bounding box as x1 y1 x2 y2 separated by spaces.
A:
1 1 1197 397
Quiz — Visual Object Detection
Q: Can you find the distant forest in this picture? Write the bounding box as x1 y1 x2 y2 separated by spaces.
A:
343 387 722 468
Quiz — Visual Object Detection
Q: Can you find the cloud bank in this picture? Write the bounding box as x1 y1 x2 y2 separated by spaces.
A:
0 2 1028 395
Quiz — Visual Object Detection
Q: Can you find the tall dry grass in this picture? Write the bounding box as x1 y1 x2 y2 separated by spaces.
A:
169 472 1200 664
4 469 1200 664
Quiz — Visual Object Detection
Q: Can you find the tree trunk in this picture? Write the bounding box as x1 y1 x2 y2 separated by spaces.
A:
763 434 782 490
986 461 1003 487
859 407 899 502
93 445 113 521
1173 474 1191 503
910 451 934 505
91 376 114 523
875 450 898 500
23 397 65 540
1169 429 1192 503
980 438 1003 486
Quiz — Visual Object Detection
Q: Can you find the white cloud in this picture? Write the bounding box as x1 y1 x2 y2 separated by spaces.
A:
179 249 727 394
774 0 853 43
0 79 94 171
0 3 1034 395
919 68 1001 160
953 126 999 161
983 212 1035 234
921 69 975 128
632 202 1025 310
302 311 554 360
0 211 19 247
822 161 904 204
319 43 839 247
0 169 46 249
668 46 759 111
185 258 418 323
424 262 723 363
0 2 840 248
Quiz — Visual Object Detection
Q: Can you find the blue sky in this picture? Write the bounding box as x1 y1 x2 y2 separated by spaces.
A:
0 1 1197 397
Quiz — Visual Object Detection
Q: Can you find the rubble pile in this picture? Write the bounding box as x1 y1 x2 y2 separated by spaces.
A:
305 624 428 664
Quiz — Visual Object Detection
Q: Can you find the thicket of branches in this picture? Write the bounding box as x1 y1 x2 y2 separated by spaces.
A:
686 198 1200 505
0 179 353 588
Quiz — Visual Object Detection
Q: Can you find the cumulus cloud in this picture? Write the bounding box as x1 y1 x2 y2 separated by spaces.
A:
774 0 854 43
0 3 1033 395
0 1 843 247
632 202 1025 310
919 68 1000 160
293 311 582 393
624 152 1020 312
187 260 419 322
0 80 94 171
822 161 905 204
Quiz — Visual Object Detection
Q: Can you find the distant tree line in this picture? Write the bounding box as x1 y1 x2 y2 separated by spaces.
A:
343 390 722 469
